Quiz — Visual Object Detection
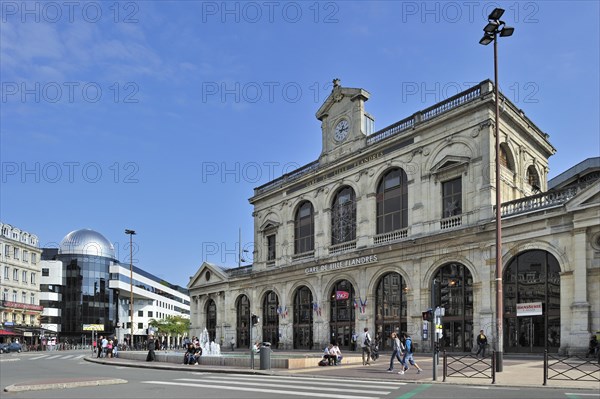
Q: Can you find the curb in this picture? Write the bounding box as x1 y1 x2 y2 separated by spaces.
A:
85 356 275 375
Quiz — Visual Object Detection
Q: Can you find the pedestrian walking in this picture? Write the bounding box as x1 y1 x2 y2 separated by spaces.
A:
112 336 119 358
230 337 235 351
101 336 108 358
399 333 422 374
586 335 598 358
97 336 103 358
146 335 156 361
476 330 488 358
387 332 405 372
360 327 372 366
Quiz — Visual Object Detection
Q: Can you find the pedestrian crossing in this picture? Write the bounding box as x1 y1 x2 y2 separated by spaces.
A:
27 353 87 361
142 374 407 399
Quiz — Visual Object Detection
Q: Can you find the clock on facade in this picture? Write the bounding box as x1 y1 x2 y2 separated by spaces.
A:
334 119 350 142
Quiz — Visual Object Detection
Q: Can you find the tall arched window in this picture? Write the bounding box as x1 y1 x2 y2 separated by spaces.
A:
503 250 561 353
206 299 217 342
527 165 541 190
294 201 314 254
331 187 356 245
262 291 279 348
375 272 407 351
376 168 408 234
499 145 514 171
329 280 355 349
432 263 474 352
236 295 250 349
293 286 313 349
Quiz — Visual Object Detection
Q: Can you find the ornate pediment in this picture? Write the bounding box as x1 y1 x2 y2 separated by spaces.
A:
187 261 229 289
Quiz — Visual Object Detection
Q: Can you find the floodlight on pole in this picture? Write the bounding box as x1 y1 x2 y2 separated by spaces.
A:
479 7 514 373
125 229 136 346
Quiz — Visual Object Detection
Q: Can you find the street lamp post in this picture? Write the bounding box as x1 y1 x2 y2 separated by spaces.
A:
479 7 514 373
125 229 136 348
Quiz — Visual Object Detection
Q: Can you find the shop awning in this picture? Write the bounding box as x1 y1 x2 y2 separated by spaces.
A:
0 329 15 336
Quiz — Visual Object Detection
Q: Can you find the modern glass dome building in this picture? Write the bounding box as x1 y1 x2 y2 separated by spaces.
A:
41 228 190 345
56 229 118 340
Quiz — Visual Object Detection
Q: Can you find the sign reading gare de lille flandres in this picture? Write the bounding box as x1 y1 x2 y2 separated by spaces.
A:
305 255 378 275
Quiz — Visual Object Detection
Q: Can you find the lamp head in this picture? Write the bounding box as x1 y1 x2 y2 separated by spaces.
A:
500 26 514 37
488 8 505 21
479 34 494 45
125 229 136 235
484 21 499 33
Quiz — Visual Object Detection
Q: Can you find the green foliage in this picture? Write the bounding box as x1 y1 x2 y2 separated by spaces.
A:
148 316 190 336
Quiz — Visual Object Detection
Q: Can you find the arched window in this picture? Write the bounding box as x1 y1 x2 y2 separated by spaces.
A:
329 280 355 349
293 286 313 349
376 169 408 234
206 299 217 342
503 250 561 353
262 291 279 348
527 166 540 191
432 263 474 352
499 145 513 170
294 201 314 254
375 272 407 351
331 187 356 245
236 295 250 349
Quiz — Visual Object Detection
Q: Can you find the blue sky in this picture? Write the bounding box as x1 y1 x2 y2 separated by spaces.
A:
1 1 598 288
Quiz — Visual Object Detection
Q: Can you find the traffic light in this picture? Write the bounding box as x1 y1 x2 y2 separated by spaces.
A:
422 309 433 322
251 314 259 325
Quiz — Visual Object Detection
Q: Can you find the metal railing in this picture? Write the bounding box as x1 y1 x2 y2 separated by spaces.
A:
254 83 486 197
443 350 496 384
543 350 600 385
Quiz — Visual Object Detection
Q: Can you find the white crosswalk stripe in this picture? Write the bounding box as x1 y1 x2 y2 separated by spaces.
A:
142 374 406 399
25 354 87 361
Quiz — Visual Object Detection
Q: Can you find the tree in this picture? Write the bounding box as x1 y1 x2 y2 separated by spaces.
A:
148 316 190 337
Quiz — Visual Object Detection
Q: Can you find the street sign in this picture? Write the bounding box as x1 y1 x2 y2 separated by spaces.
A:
83 324 104 331
516 302 543 316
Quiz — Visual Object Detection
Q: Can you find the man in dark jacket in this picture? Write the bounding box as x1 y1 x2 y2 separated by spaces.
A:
476 330 488 358
146 335 156 361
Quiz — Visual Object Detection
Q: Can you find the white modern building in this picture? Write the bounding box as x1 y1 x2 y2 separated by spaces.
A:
40 228 190 347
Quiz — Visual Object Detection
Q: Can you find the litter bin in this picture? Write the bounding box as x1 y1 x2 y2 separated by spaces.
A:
260 342 271 370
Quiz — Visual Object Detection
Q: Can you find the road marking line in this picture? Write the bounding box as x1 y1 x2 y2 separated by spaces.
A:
45 355 63 360
203 374 407 386
565 394 600 397
143 381 379 399
396 384 432 399
176 378 391 395
60 355 75 359
199 375 406 388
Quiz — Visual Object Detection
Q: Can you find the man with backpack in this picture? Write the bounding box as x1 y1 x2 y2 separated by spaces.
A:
360 327 372 366
399 333 423 375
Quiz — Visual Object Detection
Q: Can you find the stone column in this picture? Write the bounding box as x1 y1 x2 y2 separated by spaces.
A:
568 228 590 354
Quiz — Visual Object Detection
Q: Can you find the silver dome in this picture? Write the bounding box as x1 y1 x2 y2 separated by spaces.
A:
59 229 116 258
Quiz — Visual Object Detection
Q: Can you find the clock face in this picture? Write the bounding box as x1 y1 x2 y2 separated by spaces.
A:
334 119 350 142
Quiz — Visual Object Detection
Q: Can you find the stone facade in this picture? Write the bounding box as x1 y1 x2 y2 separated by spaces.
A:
188 80 599 355
0 222 43 337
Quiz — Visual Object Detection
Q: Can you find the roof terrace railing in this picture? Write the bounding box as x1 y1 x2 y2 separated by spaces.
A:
254 83 485 197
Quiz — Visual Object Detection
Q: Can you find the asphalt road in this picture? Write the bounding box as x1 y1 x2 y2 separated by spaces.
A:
1 350 599 399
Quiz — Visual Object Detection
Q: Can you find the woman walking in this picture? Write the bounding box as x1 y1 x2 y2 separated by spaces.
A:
387 332 405 372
